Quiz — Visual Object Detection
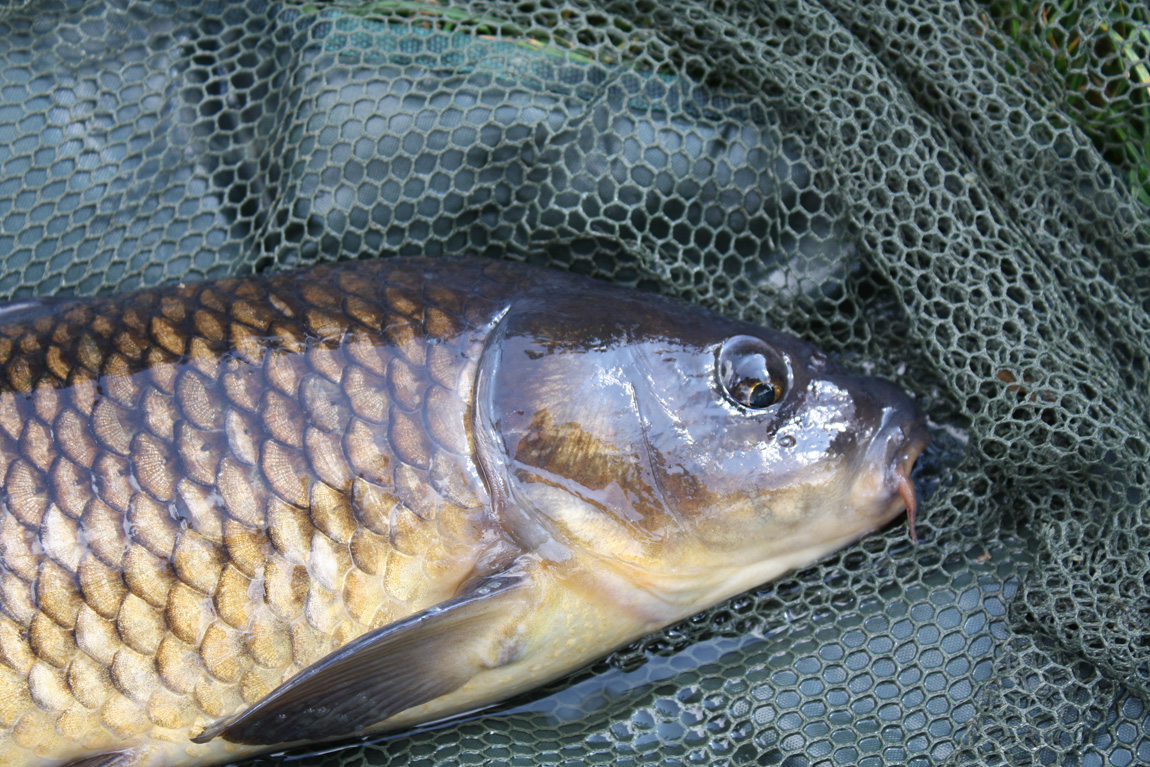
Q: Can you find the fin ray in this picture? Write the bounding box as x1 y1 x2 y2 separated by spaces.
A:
63 752 135 767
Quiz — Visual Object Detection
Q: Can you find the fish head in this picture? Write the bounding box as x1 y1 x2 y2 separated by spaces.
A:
475 286 928 612
638 330 931 573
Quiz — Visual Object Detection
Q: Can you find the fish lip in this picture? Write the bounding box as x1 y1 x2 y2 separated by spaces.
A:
848 408 928 544
886 418 929 542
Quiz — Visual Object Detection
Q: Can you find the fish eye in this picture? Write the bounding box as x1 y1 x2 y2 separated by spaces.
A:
717 336 789 410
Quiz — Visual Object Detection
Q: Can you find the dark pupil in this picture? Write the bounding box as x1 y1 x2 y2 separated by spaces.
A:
730 351 779 409
718 338 786 411
747 381 777 408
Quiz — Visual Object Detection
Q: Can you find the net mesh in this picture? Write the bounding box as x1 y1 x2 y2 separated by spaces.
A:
1 1 1148 765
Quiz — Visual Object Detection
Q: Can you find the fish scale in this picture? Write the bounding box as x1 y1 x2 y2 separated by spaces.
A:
0 257 525 766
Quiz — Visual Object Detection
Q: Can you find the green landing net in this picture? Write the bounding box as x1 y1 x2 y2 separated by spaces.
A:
0 1 1147 765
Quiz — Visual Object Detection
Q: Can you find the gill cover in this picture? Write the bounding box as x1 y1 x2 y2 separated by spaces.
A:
473 291 691 566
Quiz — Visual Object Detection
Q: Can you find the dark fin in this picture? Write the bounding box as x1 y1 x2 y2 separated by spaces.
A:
194 572 531 746
0 297 73 326
63 753 135 767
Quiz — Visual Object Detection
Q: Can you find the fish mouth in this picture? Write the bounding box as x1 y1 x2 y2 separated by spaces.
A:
890 429 928 542
854 406 930 542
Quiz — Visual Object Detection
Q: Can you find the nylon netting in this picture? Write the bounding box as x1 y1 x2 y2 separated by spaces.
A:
0 1 1147 765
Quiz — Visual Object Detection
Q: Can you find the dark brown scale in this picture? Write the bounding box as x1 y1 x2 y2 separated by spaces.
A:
0 257 530 766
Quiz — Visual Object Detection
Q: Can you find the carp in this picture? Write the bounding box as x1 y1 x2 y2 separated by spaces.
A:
0 257 927 766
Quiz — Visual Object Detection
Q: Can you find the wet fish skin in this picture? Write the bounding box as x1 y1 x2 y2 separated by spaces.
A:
0 257 927 767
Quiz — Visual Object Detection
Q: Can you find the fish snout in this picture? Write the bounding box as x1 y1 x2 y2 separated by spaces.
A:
848 379 930 541
886 409 929 542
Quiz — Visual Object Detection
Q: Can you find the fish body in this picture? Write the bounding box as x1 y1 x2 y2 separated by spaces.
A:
0 257 926 767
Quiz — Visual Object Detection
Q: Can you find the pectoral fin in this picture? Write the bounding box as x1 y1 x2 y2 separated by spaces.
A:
63 753 134 767
194 572 532 746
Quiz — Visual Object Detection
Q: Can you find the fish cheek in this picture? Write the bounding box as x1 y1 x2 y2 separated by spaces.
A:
665 472 844 560
647 406 850 557
644 461 768 555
